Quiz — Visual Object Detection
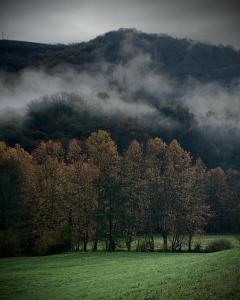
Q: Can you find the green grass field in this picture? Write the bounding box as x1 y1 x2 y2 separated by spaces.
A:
0 235 240 300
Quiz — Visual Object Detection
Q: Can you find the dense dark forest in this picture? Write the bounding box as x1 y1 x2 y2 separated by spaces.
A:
0 131 239 256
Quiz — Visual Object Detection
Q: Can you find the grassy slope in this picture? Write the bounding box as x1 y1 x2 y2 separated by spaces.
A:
0 238 240 300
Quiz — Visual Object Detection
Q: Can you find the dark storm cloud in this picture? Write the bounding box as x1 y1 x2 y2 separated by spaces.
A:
0 0 240 47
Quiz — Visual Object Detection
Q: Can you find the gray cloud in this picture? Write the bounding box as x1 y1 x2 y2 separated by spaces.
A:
183 81 240 137
0 0 240 48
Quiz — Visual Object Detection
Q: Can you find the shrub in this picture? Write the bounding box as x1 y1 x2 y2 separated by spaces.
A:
205 239 233 253
32 227 71 255
0 230 19 257
193 241 202 252
136 239 154 252
32 231 57 255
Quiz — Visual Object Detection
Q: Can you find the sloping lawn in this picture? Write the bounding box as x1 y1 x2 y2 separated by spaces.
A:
0 246 240 300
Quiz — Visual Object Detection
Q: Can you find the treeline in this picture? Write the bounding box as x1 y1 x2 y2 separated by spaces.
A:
0 130 239 256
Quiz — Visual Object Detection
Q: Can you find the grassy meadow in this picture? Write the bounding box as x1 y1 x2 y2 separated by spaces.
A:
0 235 239 300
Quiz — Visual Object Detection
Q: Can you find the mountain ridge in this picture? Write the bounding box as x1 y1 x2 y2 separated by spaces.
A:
1 28 240 82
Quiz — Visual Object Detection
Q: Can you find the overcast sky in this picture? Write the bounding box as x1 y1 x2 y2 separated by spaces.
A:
1 0 240 48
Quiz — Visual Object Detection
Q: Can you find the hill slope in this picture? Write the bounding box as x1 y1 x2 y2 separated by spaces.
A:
0 247 240 300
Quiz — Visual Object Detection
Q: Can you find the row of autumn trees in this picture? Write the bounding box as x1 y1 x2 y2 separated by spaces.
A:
0 130 240 256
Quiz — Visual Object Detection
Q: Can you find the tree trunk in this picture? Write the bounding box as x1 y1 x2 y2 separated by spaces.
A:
107 197 115 251
162 233 168 251
150 235 154 251
68 209 73 251
171 235 176 251
126 235 132 251
179 243 182 252
171 233 180 251
83 225 88 251
83 238 88 251
188 234 193 252
109 238 116 251
92 239 98 251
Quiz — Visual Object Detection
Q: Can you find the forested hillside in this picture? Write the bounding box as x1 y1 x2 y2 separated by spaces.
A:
0 29 240 169
1 29 240 81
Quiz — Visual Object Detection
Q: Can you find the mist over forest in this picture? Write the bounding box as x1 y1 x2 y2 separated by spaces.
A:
0 28 240 169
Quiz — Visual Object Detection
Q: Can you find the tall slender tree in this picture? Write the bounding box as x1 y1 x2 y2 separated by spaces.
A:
86 130 121 251
122 140 145 251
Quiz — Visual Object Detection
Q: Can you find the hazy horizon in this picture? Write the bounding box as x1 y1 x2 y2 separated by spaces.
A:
1 0 240 48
